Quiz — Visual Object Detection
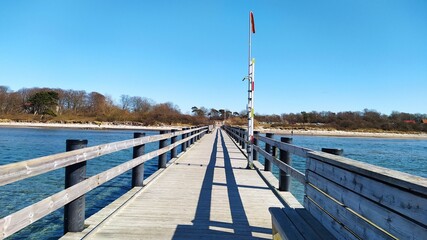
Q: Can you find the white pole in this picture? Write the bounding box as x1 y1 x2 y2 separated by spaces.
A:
247 11 254 168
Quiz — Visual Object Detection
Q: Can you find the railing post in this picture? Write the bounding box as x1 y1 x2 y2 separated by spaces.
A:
197 128 200 140
132 132 146 187
239 128 243 146
279 137 292 191
322 148 343 156
253 131 259 161
264 133 274 171
242 129 247 150
64 139 88 234
191 127 196 145
192 127 196 144
181 128 187 152
158 130 169 169
188 127 193 146
237 128 240 144
186 128 190 148
171 129 178 158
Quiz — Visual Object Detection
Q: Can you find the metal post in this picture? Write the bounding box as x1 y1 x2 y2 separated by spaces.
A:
253 131 259 161
158 130 169 169
279 137 292 191
132 132 146 187
322 148 344 156
171 129 177 159
264 133 274 171
64 139 88 234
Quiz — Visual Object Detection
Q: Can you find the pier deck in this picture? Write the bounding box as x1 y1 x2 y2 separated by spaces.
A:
62 128 282 239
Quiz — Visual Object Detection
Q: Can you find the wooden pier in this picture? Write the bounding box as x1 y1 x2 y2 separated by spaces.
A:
61 128 283 239
1 125 426 239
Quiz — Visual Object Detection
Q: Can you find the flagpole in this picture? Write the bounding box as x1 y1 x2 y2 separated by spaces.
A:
247 11 255 168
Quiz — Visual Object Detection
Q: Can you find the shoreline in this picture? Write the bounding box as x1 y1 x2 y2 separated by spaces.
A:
257 128 427 140
0 122 183 132
1 122 426 139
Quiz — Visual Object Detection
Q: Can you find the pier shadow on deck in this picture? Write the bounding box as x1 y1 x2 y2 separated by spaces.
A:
172 131 271 239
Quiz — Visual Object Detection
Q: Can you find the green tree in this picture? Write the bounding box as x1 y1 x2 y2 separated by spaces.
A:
26 91 59 116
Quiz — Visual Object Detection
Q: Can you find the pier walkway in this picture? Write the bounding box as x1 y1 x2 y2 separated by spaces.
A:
62 128 282 239
3 125 425 239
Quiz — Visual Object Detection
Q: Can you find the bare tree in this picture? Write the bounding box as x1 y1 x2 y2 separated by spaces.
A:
130 96 153 113
120 95 132 111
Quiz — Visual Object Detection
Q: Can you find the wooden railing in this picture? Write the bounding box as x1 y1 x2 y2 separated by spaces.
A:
0 125 211 239
223 125 427 239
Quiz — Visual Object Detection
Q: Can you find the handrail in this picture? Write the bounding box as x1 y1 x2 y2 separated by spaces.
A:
223 125 307 187
255 135 312 158
253 145 306 184
223 125 427 239
0 125 210 239
0 127 206 187
227 127 246 143
224 124 427 194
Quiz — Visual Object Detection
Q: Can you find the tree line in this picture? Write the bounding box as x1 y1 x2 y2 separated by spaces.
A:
1 86 426 132
0 86 207 125
255 110 427 132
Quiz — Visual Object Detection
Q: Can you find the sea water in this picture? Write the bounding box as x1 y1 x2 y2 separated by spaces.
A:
0 128 426 239
257 134 427 204
0 127 174 239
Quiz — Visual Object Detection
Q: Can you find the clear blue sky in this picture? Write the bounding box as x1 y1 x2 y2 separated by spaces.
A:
1 1 426 115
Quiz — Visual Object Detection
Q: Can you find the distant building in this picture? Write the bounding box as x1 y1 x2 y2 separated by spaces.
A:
422 119 427 124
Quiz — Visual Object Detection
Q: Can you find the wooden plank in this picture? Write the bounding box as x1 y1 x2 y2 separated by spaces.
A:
256 135 312 158
0 126 208 187
269 207 304 240
293 207 336 239
307 151 427 196
281 207 330 239
306 170 427 240
307 157 427 226
305 184 394 239
254 145 305 184
304 196 356 240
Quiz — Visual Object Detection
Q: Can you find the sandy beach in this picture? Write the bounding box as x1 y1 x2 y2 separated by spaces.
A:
0 121 426 139
0 121 183 131
257 128 427 139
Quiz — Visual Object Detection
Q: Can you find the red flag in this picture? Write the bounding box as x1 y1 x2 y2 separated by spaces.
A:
250 12 255 34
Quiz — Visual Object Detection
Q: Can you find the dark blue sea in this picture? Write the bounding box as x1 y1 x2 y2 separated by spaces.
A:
0 128 426 239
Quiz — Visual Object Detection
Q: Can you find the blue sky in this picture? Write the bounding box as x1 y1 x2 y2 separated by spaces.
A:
0 1 426 115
